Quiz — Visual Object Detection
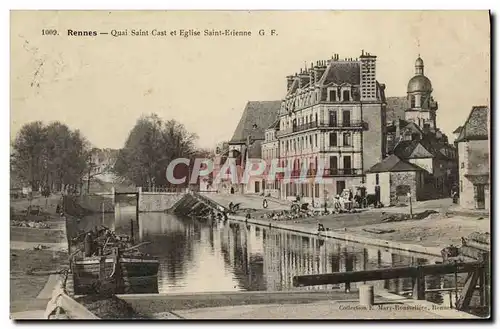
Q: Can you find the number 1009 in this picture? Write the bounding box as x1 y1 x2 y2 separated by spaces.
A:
42 29 58 36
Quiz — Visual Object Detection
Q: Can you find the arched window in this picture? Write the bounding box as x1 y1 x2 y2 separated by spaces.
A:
375 173 379 185
410 95 416 108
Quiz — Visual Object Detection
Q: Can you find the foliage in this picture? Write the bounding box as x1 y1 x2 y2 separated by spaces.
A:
11 121 91 192
114 114 201 188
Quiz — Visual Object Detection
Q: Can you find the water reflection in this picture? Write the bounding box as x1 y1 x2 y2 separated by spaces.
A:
81 208 444 297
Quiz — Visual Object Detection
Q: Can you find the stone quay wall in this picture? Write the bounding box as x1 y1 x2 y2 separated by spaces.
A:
138 188 186 212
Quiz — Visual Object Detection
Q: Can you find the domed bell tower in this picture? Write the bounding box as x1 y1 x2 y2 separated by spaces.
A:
405 56 438 130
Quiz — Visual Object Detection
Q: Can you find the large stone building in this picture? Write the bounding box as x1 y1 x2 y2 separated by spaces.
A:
454 106 489 210
262 119 280 197
276 51 387 204
367 56 458 203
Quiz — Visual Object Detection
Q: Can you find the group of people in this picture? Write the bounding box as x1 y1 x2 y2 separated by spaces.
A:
208 209 228 221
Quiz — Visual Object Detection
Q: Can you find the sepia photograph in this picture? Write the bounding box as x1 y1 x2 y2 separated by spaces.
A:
9 10 491 320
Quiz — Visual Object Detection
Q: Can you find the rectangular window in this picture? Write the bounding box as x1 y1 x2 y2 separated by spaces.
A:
461 162 465 169
460 180 463 192
336 181 346 194
315 134 318 147
329 132 337 147
329 90 337 102
342 110 351 127
343 90 350 102
315 184 320 198
343 132 351 146
330 156 338 172
343 156 352 175
329 111 337 127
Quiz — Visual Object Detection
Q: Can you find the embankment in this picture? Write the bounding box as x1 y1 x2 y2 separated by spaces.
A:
139 192 185 212
63 195 114 216
228 214 443 258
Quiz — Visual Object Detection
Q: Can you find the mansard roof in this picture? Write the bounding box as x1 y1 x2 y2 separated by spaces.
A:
229 101 281 144
267 118 280 130
319 61 360 86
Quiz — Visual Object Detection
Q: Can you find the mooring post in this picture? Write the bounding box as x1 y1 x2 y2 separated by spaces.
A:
136 192 139 224
412 266 425 300
479 266 486 306
359 285 374 307
407 191 413 219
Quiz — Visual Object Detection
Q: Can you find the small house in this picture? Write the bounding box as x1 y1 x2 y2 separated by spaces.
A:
366 154 426 206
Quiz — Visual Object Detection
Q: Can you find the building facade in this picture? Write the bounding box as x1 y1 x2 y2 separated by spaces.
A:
261 119 280 197
276 51 387 205
455 106 489 210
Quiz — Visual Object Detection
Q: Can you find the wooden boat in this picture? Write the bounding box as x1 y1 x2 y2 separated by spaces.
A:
67 226 159 295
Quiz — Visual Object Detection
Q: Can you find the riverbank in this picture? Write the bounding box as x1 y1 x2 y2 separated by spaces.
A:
228 209 490 257
10 196 69 316
202 194 489 256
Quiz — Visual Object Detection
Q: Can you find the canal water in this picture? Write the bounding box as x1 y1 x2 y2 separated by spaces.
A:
77 205 459 307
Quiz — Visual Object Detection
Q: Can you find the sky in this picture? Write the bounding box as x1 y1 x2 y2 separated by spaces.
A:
10 11 490 149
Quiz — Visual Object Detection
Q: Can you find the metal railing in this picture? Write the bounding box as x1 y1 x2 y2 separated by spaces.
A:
141 186 187 193
287 168 363 177
277 120 367 137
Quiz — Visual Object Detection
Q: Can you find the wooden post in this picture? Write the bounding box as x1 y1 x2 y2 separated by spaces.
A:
293 261 482 287
412 266 425 300
407 191 413 219
479 267 486 306
130 218 135 245
136 192 139 224
456 270 481 311
99 256 106 280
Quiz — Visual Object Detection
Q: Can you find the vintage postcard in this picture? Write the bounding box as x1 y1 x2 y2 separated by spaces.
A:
9 10 490 320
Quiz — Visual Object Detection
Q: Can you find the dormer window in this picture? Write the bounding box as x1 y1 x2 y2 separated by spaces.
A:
329 89 337 102
343 90 350 102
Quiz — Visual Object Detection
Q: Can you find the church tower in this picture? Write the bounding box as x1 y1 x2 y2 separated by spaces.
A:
405 56 438 130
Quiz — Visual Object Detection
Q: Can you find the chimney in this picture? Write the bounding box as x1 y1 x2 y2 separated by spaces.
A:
286 75 294 91
298 68 311 88
314 60 327 84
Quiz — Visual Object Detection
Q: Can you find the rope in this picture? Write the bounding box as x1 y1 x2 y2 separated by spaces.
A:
26 268 69 276
454 259 459 308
